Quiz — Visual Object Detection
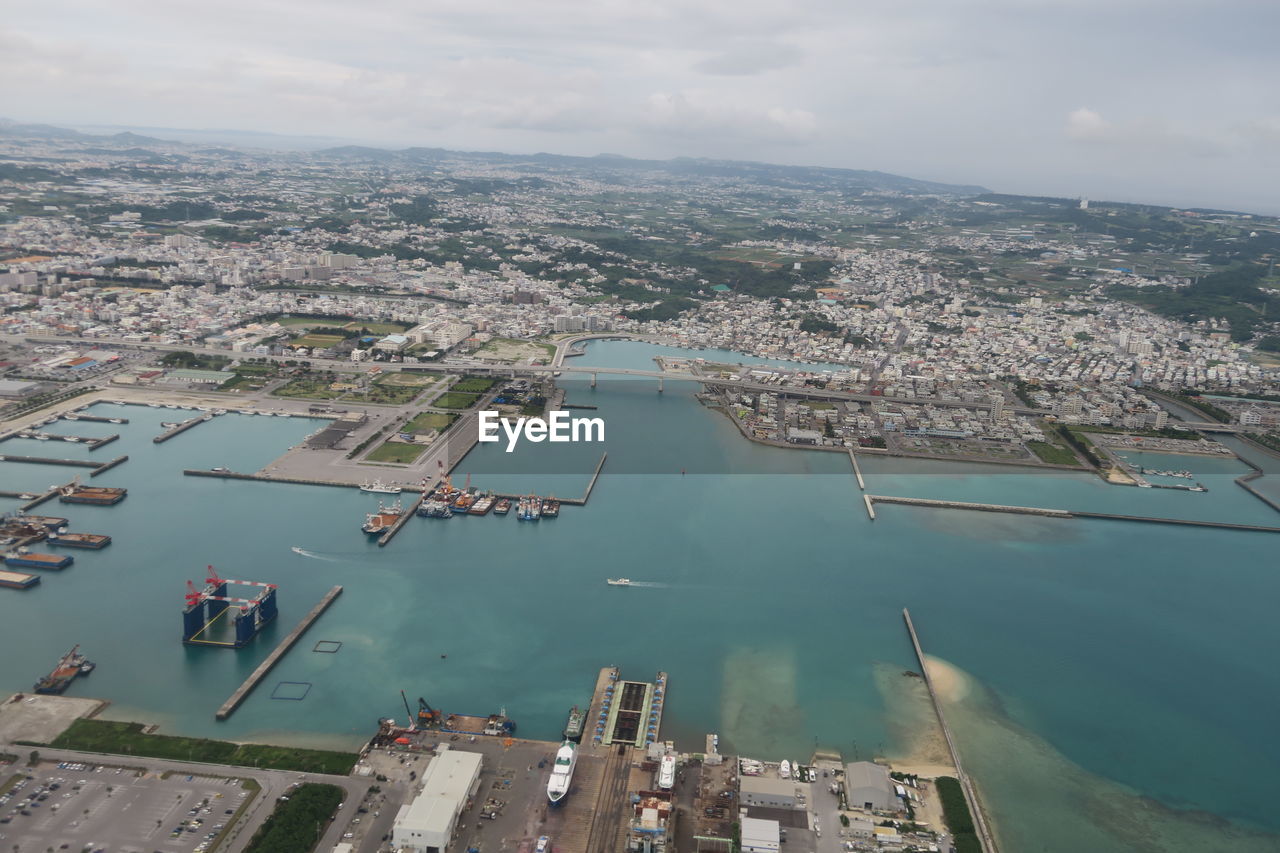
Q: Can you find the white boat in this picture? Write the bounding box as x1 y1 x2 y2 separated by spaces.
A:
606 578 631 586
65 437 80 443
546 740 577 805
658 754 676 790
360 479 402 494
779 760 791 779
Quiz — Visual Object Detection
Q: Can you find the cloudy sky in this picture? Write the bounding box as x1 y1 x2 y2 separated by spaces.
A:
5 0 1279 212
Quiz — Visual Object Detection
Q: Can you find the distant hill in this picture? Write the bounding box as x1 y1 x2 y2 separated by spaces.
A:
0 117 987 195
315 144 990 196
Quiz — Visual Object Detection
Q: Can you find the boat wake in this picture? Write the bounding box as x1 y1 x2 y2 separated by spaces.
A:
291 546 341 561
625 581 670 588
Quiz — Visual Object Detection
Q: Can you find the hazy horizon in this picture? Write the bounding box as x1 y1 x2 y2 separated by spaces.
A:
5 0 1279 214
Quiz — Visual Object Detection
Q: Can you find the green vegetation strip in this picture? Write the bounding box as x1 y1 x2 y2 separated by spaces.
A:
404 411 457 433
936 776 982 853
1 772 22 797
1026 440 1080 466
453 376 496 393
434 391 480 409
48 719 357 775
244 782 344 853
364 440 426 464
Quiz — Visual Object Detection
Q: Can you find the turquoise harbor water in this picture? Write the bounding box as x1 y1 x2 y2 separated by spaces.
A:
2 341 1280 851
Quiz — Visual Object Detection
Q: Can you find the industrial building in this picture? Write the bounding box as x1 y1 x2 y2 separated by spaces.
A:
842 761 896 812
739 776 803 810
392 748 484 853
739 817 781 853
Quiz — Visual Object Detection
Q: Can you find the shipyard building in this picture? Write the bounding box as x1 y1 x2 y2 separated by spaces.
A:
392 748 483 853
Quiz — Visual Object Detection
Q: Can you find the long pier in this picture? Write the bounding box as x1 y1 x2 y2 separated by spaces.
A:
378 492 425 547
154 416 207 443
849 450 866 490
902 608 998 853
12 431 118 450
215 585 343 721
0 454 101 468
865 494 1280 533
90 455 129 477
185 469 387 489
867 495 1073 518
20 481 75 511
64 414 128 424
579 452 607 504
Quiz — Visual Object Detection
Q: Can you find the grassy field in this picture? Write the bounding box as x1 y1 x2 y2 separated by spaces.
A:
272 378 343 400
404 411 457 433
365 439 426 463
48 719 356 775
452 376 495 393
290 333 344 349
1027 440 1081 466
434 391 480 409
475 337 555 363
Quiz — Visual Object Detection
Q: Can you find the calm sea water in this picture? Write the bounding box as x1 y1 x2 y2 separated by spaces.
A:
2 341 1278 852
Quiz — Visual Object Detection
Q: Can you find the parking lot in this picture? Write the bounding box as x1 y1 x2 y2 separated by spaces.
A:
0 759 253 853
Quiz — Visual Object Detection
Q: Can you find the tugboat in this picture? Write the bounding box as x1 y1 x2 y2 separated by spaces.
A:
361 499 403 535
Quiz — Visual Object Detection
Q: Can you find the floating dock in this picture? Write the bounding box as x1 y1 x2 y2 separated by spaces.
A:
64 413 128 424
47 532 111 549
59 485 127 505
0 569 40 590
903 608 998 853
90 454 129 477
5 552 74 570
154 416 208 444
215 585 343 720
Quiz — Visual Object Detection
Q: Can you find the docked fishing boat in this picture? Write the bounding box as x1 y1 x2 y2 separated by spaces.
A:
360 479 402 494
541 497 560 518
517 495 541 521
546 740 577 805
417 499 454 519
563 705 585 741
361 499 403 535
493 498 512 515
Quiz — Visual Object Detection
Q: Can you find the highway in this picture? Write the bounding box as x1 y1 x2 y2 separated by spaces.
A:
4 332 1246 428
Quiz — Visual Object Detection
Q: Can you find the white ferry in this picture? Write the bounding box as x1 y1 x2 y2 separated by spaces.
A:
546 740 577 805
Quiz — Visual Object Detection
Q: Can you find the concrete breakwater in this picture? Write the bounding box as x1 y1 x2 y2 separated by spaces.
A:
215 585 344 720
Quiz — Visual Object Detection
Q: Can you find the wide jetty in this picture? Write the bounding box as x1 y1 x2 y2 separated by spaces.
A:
215 585 343 720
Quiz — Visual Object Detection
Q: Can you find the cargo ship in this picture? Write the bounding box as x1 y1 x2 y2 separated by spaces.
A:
469 494 494 516
46 531 112 550
59 485 127 505
33 645 95 694
362 500 403 535
5 551 74 570
0 569 40 590
541 497 560 518
563 705 584 741
546 740 578 805
493 498 512 515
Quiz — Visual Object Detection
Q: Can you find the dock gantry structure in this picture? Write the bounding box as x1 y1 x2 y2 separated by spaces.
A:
182 565 278 648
